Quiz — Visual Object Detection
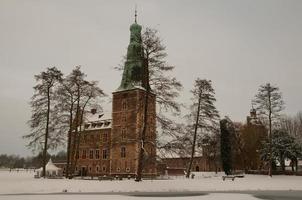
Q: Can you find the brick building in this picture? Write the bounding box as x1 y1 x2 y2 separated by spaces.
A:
71 18 157 177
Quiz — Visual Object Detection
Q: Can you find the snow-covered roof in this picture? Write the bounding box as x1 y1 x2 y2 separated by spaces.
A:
157 148 203 159
85 112 111 122
83 111 112 131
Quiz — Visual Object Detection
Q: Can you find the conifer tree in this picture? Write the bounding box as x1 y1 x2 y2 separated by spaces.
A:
253 83 284 177
186 79 219 178
24 67 63 177
220 117 235 175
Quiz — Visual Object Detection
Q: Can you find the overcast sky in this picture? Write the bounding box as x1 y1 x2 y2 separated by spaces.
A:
1 0 302 156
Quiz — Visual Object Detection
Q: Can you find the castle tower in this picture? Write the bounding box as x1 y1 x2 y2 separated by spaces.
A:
110 16 156 177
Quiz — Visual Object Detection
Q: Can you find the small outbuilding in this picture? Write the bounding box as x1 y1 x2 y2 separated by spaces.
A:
36 158 62 178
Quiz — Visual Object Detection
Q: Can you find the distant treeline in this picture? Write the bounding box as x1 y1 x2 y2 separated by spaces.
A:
0 151 66 169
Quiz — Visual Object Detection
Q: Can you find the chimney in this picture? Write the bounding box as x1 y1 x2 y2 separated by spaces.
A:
91 108 97 114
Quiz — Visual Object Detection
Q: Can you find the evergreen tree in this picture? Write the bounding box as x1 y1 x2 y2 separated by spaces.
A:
24 67 63 177
260 130 302 172
220 117 235 175
253 83 284 176
186 79 219 178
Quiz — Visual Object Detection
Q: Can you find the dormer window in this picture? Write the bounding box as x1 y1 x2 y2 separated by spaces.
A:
96 123 103 128
84 124 90 129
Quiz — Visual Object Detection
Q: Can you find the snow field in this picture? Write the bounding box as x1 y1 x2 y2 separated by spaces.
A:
0 171 302 194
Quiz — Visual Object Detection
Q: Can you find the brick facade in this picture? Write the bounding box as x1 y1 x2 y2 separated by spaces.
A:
72 88 157 177
111 89 156 177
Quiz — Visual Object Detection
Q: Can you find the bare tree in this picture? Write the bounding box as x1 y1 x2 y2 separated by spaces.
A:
72 81 105 175
186 79 219 178
116 27 183 138
24 67 63 178
56 66 105 177
253 83 284 177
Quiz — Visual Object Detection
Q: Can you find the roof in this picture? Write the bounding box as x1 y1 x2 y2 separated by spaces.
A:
37 159 61 172
157 148 203 159
82 111 112 131
85 112 111 122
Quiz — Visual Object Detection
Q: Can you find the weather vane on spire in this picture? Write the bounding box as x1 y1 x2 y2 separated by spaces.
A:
135 4 137 23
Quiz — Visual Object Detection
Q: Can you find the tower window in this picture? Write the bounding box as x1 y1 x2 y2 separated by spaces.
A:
121 147 126 158
122 115 126 123
122 100 127 110
121 128 126 140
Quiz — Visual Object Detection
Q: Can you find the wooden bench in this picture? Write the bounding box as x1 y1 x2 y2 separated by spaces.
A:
222 175 235 181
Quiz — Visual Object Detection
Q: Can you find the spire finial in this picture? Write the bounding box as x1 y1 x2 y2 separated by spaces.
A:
135 5 137 23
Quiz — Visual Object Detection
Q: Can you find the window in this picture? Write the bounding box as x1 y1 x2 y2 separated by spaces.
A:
95 149 100 159
96 166 99 172
82 150 86 159
122 100 127 110
84 124 90 129
102 148 109 159
102 132 108 142
89 149 94 159
76 150 79 159
121 147 126 158
102 165 106 172
122 115 126 123
121 128 126 140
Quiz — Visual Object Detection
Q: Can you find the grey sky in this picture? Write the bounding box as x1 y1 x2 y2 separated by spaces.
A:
1 0 302 156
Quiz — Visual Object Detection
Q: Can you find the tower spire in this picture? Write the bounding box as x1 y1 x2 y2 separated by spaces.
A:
135 5 137 23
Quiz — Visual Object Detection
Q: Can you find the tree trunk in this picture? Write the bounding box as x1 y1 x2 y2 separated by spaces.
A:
135 57 151 182
268 89 273 177
186 92 202 178
73 98 90 175
135 89 149 182
65 101 73 178
42 86 50 178
70 88 80 176
280 155 285 172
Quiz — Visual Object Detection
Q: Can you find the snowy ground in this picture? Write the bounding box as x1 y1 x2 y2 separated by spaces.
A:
0 170 301 199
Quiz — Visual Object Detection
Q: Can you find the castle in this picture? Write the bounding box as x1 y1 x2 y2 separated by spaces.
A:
71 17 157 177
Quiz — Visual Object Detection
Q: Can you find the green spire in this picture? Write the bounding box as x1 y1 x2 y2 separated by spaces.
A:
117 12 147 91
